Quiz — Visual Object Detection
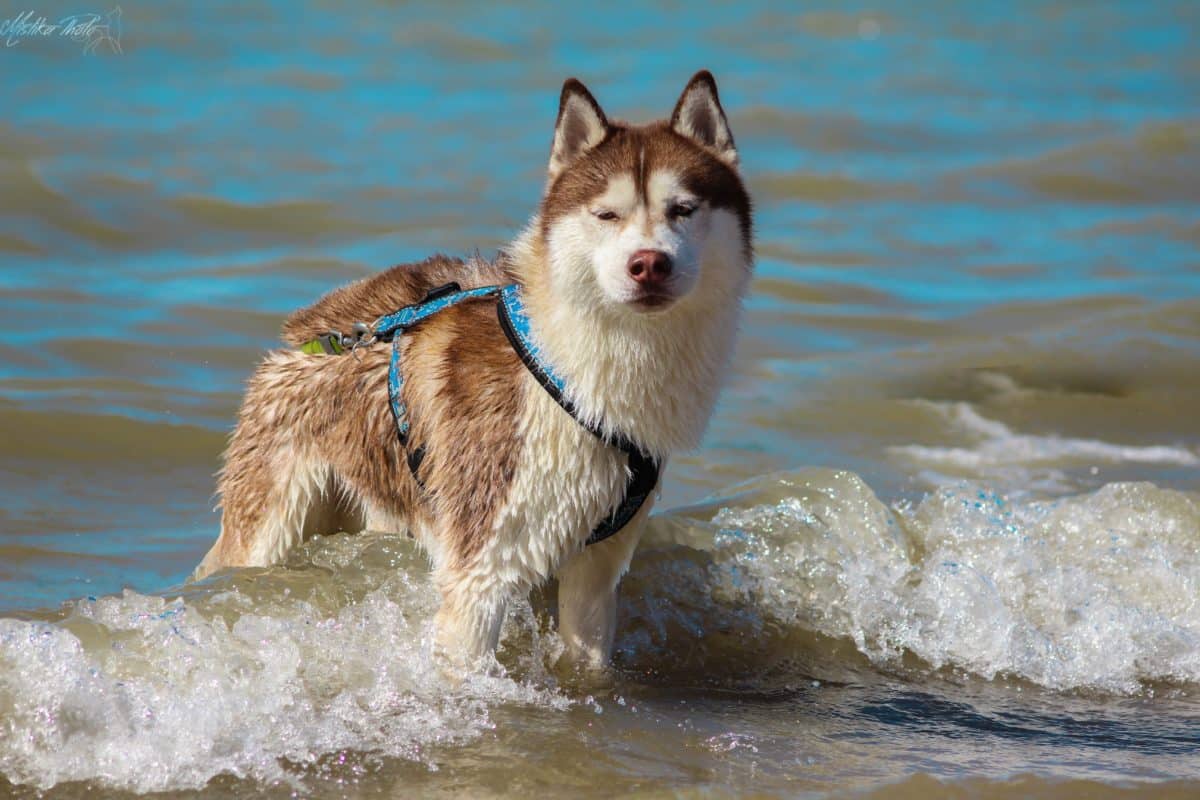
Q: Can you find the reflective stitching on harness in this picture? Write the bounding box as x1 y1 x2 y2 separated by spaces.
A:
497 284 567 396
373 284 503 341
387 336 409 440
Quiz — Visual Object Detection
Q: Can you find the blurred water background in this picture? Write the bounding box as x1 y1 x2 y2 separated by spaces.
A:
1 1 1199 797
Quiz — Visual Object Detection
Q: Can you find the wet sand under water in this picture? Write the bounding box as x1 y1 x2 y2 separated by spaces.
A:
2 0 1200 796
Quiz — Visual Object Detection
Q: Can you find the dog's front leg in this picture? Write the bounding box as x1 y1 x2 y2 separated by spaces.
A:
555 518 646 670
433 571 510 666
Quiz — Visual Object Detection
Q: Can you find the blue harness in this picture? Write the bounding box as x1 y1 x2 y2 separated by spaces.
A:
320 282 660 547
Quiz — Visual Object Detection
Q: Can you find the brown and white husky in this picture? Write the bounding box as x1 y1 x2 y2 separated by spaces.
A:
194 71 754 668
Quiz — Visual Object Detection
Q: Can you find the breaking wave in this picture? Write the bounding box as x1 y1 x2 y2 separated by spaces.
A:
0 538 568 792
629 471 1200 693
3 469 1199 791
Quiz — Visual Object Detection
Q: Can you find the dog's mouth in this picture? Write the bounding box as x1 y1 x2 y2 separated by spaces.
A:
629 291 677 312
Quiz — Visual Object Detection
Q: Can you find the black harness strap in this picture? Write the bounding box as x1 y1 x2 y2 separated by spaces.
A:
405 443 427 481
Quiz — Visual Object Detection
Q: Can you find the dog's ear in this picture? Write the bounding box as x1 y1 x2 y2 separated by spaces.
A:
549 78 608 181
670 70 737 167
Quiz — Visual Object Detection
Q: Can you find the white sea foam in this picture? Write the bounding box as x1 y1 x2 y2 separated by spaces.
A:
701 470 1200 693
889 401 1199 490
0 537 567 793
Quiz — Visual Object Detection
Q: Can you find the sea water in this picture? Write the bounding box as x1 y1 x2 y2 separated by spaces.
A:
2 0 1198 796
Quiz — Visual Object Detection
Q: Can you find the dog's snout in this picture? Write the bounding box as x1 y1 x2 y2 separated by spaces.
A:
627 249 672 285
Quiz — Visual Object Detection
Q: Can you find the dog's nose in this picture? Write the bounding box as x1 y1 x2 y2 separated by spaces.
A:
627 250 672 284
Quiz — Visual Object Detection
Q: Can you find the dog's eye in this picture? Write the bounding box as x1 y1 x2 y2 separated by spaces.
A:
668 202 696 219
593 209 620 221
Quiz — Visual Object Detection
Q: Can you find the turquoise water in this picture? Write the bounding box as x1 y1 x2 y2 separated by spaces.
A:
2 1 1199 796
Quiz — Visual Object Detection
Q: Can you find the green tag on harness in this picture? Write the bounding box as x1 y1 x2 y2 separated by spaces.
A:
300 334 345 355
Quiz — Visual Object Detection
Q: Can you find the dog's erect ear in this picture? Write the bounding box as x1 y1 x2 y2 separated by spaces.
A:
670 70 737 167
549 78 608 180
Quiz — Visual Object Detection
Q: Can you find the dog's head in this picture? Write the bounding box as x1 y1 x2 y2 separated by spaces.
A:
538 71 753 315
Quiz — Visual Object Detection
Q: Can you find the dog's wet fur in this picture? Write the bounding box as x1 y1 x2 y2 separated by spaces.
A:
195 71 754 667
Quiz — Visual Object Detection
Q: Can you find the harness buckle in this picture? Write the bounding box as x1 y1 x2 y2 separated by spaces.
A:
422 282 462 303
340 321 376 356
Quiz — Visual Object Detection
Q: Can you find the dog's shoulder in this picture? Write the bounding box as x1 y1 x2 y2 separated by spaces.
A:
383 276 528 559
279 255 511 347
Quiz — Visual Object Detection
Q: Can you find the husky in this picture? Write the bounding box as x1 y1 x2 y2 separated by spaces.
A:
194 71 754 668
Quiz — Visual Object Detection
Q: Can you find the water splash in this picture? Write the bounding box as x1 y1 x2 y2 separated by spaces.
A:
3 471 1199 791
625 470 1200 693
0 535 567 792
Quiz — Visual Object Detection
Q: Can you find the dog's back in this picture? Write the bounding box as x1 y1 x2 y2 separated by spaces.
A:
279 255 513 348
197 254 531 574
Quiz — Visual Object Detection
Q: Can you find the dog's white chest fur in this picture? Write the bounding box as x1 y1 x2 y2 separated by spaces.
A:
471 377 631 590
